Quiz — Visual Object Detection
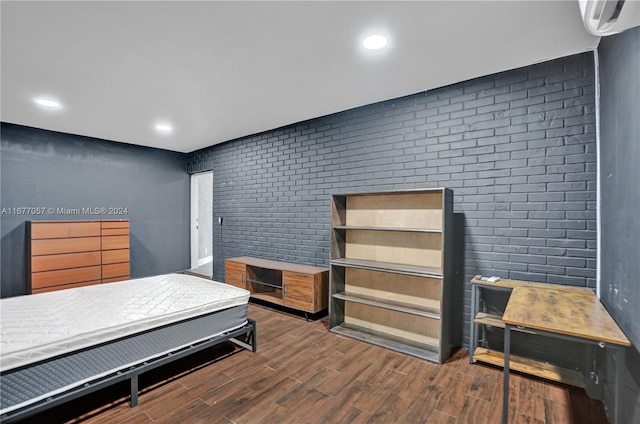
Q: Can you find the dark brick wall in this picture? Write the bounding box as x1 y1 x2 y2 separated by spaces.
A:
187 52 597 347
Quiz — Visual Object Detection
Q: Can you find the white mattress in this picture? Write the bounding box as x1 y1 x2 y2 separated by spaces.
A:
0 273 250 371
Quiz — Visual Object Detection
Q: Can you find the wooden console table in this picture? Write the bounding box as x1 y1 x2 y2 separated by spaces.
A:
501 286 630 424
225 257 329 316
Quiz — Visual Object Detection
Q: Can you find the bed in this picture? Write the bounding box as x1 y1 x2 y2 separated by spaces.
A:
0 273 256 423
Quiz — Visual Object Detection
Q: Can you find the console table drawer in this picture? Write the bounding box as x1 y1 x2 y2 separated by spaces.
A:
226 270 246 289
284 272 314 311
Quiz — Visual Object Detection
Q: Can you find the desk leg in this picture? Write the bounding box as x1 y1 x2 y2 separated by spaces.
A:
469 284 478 364
614 346 625 424
503 324 511 424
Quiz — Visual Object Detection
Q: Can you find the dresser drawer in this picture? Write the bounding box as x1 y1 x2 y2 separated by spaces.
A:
102 235 129 250
103 262 130 279
102 249 130 265
31 266 101 290
101 220 129 229
32 251 101 272
101 227 129 236
32 280 101 294
103 276 130 284
31 222 101 239
31 237 101 256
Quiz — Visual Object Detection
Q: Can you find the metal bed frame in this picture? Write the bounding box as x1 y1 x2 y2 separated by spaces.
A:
0 308 256 423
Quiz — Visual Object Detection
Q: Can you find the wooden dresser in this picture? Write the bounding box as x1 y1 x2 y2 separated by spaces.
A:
28 220 130 293
225 257 329 315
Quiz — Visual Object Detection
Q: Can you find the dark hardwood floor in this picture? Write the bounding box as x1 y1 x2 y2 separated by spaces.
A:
21 304 609 423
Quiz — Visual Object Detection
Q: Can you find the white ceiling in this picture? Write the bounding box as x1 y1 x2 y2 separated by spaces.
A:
1 1 599 153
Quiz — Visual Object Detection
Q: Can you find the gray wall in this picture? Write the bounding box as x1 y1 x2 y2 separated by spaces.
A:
598 26 640 423
1 123 191 298
188 52 598 351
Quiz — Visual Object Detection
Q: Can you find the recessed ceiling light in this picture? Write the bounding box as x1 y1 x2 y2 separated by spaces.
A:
154 122 173 134
34 98 63 109
362 34 388 50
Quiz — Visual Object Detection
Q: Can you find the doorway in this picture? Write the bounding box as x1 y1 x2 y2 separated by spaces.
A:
190 171 213 276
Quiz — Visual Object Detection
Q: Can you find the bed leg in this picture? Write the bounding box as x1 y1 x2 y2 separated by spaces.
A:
229 320 257 352
130 375 139 407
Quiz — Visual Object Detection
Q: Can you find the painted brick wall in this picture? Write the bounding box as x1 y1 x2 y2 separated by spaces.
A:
187 52 597 347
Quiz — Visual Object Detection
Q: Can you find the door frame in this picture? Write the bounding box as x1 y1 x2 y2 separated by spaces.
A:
190 171 213 270
190 174 199 269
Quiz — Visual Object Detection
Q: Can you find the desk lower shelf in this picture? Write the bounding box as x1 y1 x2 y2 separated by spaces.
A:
473 347 585 389
474 312 536 334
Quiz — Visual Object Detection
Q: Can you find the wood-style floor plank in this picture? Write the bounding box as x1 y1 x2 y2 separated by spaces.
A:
517 378 546 421
426 409 458 424
368 394 413 423
229 377 301 424
399 396 436 423
236 402 304 424
433 368 475 416
134 382 191 421
467 365 498 402
514 412 545 424
19 303 612 424
155 398 231 424
328 405 373 424
543 398 574 424
118 412 154 424
345 380 390 414
458 395 492 424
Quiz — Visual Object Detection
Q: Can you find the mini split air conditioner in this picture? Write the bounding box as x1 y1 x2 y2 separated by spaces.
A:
579 0 640 36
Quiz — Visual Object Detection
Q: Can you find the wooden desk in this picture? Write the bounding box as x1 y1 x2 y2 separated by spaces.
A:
501 286 630 424
469 278 593 369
